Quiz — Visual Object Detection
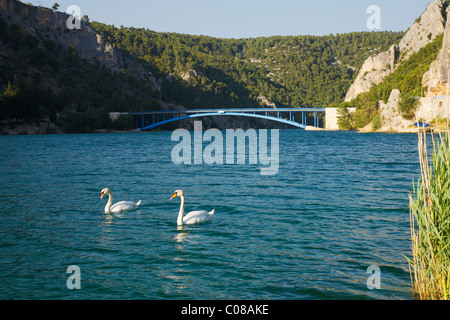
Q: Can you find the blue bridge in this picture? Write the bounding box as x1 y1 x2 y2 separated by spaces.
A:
125 108 326 130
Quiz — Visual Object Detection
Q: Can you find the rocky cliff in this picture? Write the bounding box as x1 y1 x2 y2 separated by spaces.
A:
344 44 399 102
345 0 445 102
0 0 159 88
422 6 450 96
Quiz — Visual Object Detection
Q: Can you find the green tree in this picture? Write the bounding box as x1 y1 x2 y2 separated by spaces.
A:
337 104 355 130
398 93 419 120
112 114 134 131
0 80 20 120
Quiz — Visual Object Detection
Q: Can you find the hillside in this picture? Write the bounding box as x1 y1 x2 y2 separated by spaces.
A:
0 0 162 133
339 0 450 132
0 0 404 132
91 22 403 109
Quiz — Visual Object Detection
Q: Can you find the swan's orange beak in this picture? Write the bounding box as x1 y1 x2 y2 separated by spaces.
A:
100 192 105 199
170 193 177 199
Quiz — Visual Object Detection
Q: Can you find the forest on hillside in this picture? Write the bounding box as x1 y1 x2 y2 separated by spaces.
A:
0 1 405 132
91 21 404 109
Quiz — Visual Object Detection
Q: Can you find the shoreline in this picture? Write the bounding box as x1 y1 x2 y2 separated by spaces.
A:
0 121 143 135
2 120 443 135
359 125 444 134
0 126 430 135
0 120 64 135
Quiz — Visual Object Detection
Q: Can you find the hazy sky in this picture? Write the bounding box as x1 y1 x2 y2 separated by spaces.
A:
27 0 433 38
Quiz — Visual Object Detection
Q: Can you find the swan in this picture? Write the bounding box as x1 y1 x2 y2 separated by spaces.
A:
100 188 141 213
170 190 214 226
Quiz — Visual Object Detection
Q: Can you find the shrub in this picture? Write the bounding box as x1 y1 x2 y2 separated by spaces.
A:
112 114 134 131
398 93 419 120
371 114 382 131
408 129 450 300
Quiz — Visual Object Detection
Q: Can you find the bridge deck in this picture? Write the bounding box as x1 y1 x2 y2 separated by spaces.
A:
123 108 326 130
130 108 325 115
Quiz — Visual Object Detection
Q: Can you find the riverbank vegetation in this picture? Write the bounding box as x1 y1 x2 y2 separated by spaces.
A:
408 128 450 300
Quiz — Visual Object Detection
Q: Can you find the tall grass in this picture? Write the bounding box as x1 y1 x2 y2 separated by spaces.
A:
408 127 450 300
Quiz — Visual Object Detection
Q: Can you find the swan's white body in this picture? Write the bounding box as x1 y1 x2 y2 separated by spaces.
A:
171 190 214 226
101 188 141 213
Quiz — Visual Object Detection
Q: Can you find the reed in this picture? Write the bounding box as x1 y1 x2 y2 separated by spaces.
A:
408 127 450 300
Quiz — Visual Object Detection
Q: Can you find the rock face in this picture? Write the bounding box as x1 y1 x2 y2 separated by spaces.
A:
376 89 415 132
180 69 209 84
373 92 450 133
0 119 64 135
345 0 445 102
422 6 450 96
0 0 158 87
398 0 445 60
1 0 116 67
257 96 277 108
417 96 450 121
345 44 398 102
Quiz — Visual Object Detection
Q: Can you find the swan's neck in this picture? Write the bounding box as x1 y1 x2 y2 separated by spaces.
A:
177 195 185 226
105 191 113 213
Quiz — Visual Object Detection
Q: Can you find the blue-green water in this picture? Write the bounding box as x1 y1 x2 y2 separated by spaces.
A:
0 130 420 300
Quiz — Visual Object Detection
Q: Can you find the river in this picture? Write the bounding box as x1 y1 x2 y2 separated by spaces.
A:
0 130 420 299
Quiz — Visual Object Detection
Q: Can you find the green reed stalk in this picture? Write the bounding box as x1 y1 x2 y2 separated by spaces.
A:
408 127 450 300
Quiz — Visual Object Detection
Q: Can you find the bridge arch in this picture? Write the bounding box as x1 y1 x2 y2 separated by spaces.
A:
139 112 307 131
139 112 306 130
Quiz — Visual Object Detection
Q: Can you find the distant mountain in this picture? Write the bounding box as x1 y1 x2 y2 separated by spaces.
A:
0 0 404 132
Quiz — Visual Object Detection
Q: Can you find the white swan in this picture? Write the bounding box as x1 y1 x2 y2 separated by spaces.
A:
100 188 141 213
170 190 214 226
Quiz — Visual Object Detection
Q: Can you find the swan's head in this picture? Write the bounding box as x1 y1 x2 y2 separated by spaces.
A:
170 190 184 199
100 188 111 199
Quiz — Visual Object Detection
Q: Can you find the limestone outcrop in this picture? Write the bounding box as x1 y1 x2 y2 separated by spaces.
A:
376 89 415 132
422 7 450 96
0 0 158 88
397 0 445 60
345 0 445 102
257 96 277 108
344 44 398 102
372 93 450 133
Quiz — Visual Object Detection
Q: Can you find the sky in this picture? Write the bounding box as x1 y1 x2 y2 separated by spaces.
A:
26 0 434 38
